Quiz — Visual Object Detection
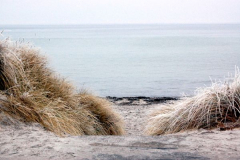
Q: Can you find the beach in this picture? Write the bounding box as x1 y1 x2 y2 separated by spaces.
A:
1 102 240 160
1 24 240 160
1 1 240 159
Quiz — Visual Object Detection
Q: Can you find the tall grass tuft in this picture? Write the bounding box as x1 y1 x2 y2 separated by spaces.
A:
146 70 240 135
0 39 124 136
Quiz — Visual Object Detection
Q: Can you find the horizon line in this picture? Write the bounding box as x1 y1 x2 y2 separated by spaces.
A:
1 22 240 26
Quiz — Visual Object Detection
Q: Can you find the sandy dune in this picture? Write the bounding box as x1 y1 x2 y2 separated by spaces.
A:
0 104 240 160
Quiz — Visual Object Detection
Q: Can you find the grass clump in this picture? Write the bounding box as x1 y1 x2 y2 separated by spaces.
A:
78 93 125 135
0 39 124 136
146 70 240 135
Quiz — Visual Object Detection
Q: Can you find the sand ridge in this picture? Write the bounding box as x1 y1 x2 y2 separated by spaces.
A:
0 104 240 160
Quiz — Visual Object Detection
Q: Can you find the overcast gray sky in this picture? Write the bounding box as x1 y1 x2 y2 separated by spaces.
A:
1 0 240 25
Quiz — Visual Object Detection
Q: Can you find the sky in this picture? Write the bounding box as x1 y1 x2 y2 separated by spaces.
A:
0 0 240 25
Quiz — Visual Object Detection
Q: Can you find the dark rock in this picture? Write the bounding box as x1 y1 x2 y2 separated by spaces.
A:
106 96 179 105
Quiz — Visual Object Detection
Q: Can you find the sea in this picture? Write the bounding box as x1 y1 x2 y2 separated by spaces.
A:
1 24 240 97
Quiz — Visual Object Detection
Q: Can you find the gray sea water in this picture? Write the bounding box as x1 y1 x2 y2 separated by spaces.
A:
1 24 240 97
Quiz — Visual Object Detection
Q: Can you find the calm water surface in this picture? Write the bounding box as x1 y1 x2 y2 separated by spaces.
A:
1 24 240 97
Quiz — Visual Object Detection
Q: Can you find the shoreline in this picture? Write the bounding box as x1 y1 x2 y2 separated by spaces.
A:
106 96 179 105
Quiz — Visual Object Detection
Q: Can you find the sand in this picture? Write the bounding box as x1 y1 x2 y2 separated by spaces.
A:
0 104 240 160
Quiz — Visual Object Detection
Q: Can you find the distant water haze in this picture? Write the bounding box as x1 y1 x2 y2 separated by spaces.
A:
1 24 240 97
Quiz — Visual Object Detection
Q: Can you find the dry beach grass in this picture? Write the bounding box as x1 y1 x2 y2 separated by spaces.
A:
146 69 240 135
0 39 124 136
